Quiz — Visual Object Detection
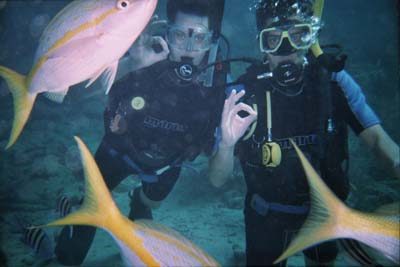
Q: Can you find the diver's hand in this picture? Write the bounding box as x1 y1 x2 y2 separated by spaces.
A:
110 114 127 134
117 34 169 80
128 34 169 69
317 53 347 72
220 90 257 148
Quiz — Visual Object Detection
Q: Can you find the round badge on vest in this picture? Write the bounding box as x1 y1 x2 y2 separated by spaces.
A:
131 96 145 110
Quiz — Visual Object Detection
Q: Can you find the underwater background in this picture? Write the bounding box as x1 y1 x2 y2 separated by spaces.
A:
0 0 399 266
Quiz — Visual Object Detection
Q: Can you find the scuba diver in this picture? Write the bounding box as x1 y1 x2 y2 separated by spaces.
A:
209 0 400 266
54 0 228 265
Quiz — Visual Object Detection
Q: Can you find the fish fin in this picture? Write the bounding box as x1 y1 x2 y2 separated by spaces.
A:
274 140 347 264
85 60 118 93
0 65 37 149
85 67 106 89
102 61 118 95
38 136 123 230
43 88 69 103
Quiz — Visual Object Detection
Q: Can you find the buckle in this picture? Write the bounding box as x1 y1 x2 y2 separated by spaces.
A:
139 173 158 183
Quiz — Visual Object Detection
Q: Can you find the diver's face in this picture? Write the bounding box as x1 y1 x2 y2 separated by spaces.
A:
168 12 210 66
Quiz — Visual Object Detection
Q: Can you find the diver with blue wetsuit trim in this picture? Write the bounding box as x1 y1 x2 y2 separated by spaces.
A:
209 0 400 266
54 1 229 265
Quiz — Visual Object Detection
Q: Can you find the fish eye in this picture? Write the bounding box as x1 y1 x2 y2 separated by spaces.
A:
117 0 130 10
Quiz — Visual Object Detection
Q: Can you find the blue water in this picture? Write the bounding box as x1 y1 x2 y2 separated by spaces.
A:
0 1 399 266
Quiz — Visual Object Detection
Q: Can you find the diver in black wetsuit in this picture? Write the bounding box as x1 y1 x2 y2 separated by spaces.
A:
209 0 400 266
55 0 228 265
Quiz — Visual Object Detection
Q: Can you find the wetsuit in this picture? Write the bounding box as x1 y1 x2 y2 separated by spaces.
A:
55 59 227 265
232 58 380 266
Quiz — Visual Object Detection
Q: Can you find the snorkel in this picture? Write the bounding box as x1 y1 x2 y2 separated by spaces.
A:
311 0 347 71
310 0 324 58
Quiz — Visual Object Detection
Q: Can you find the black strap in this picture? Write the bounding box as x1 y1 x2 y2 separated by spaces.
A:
250 194 309 216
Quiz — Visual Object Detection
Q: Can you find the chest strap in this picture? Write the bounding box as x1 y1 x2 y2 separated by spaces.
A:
107 146 181 183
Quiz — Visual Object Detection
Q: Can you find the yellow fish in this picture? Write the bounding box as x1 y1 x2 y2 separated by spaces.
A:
274 140 400 264
0 0 157 149
37 136 220 267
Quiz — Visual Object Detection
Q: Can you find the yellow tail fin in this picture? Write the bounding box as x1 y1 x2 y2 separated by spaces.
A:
274 140 348 264
0 66 36 149
43 136 123 229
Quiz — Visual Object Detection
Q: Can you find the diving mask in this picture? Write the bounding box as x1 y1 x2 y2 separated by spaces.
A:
259 23 315 54
166 24 213 52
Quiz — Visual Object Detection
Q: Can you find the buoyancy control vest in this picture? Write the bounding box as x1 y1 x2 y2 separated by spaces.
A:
237 56 349 203
103 58 227 172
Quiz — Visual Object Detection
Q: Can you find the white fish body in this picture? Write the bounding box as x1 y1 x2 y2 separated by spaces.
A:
0 0 157 148
109 220 218 266
29 0 157 95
